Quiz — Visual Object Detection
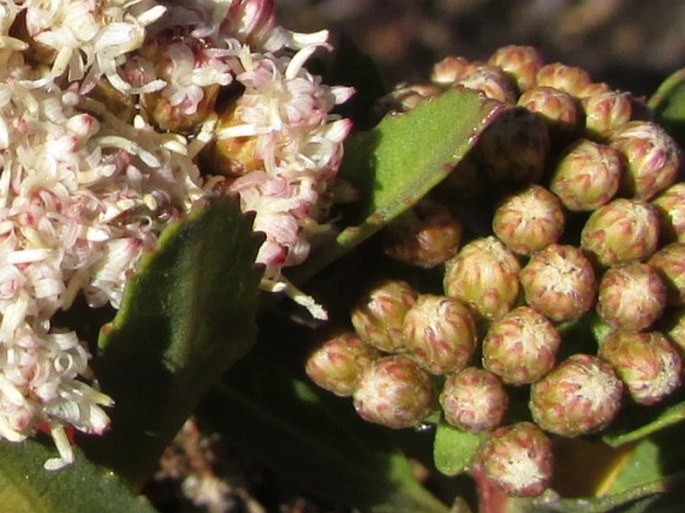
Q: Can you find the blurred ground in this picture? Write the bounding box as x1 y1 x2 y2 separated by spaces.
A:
276 0 685 96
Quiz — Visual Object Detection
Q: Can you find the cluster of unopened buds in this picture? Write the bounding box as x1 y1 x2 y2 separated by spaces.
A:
306 45 685 498
0 0 352 469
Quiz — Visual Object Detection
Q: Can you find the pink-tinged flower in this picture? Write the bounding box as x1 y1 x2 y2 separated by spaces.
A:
0 75 203 468
22 0 167 92
214 44 353 312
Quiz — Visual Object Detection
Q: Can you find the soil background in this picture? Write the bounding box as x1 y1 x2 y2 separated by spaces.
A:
277 0 685 96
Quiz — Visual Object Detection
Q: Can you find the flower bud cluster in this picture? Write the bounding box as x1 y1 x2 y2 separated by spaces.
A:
308 45 685 498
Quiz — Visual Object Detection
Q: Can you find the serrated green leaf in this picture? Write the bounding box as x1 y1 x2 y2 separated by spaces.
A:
0 439 158 513
80 197 263 489
648 69 685 147
199 321 448 513
291 88 503 283
433 421 482 477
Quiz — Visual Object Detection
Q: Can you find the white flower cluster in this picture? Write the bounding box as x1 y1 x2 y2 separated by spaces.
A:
0 0 351 469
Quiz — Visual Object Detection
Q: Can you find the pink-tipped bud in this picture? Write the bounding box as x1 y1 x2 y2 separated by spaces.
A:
457 65 518 104
353 355 434 429
648 242 685 306
596 263 667 331
582 90 634 138
476 107 550 188
517 86 582 141
443 236 521 321
351 279 418 353
478 422 553 497
492 184 565 256
530 354 623 437
305 332 377 397
519 244 597 322
383 199 462 268
403 294 478 375
440 367 508 432
652 183 685 243
581 198 660 267
488 45 545 92
599 331 681 405
609 121 681 201
535 63 593 97
431 56 476 85
550 139 623 212
483 306 561 385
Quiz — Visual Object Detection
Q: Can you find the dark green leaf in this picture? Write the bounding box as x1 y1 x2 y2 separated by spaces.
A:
291 88 503 283
648 69 685 147
502 476 685 513
603 402 685 447
199 325 448 513
433 421 482 477
81 197 263 489
0 439 158 513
